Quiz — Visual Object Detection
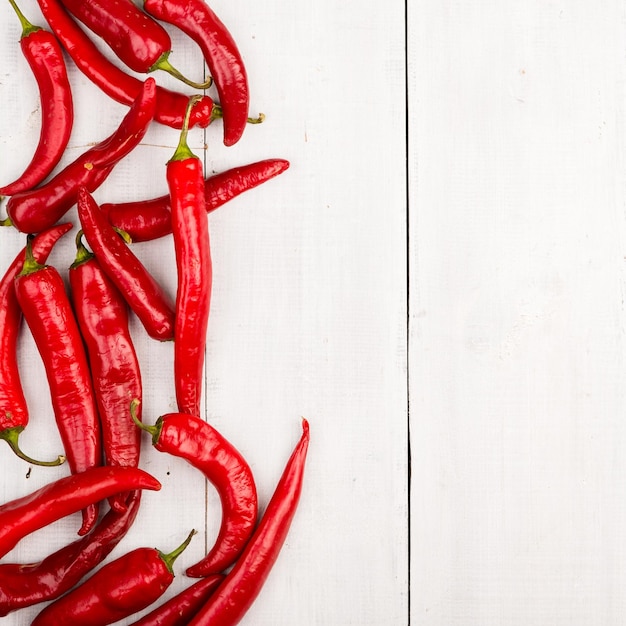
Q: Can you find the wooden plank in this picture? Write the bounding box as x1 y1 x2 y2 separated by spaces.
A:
0 0 409 623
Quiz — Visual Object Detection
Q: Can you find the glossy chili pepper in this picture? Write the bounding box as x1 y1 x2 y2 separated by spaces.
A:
77 186 176 341
0 466 160 560
31 529 195 626
0 223 71 466
132 401 258 576
167 96 212 416
144 0 250 146
6 77 157 234
129 575 224 626
0 490 142 616
69 231 143 512
59 0 211 88
36 0 216 129
15 237 102 535
188 419 309 626
100 158 290 242
0 0 73 196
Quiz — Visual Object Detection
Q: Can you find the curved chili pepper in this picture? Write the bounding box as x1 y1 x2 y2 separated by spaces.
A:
0 0 73 196
6 77 157 235
0 223 71 466
0 466 160 560
143 0 250 145
77 187 176 341
128 575 224 626
100 158 290 242
15 238 102 535
31 529 195 626
168 96 212 416
69 231 143 512
36 0 216 129
188 419 309 625
132 401 258 576
58 0 211 88
0 490 142 616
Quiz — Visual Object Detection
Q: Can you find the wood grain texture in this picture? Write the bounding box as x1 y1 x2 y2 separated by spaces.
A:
410 0 626 624
0 0 408 623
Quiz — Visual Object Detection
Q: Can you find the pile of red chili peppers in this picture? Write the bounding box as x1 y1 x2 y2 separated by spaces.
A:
0 0 308 623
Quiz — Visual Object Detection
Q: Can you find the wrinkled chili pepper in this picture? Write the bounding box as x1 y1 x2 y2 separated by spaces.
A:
31 529 195 626
144 0 250 146
0 0 73 196
36 0 216 129
69 231 143 512
6 77 157 234
168 95 212 416
15 236 103 535
188 419 309 626
77 186 176 341
0 466 160 560
128 575 224 626
132 401 258 576
0 490 142 616
100 158 290 242
0 223 71 466
59 0 211 88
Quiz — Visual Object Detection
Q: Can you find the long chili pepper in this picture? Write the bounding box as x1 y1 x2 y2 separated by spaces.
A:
77 186 176 341
188 419 309 626
31 529 196 626
0 466 160 560
5 77 157 235
0 490 142 616
144 0 250 146
69 231 142 513
0 223 71 466
15 236 102 535
168 95 212 416
0 0 73 196
100 158 290 242
36 0 216 129
128 575 224 626
59 0 211 88
131 401 258 576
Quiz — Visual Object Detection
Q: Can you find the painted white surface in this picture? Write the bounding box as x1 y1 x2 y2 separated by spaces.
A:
0 0 408 624
410 0 626 624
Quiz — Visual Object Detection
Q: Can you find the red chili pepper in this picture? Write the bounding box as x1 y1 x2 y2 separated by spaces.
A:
128 575 224 626
167 96 212 416
0 0 73 196
31 529 195 626
100 158 290 242
0 223 71 466
6 77 157 235
36 0 216 129
14 237 103 535
143 0 251 146
132 401 258 576
187 419 309 626
69 231 143 512
58 0 211 88
77 186 176 341
0 490 142 617
0 466 160 560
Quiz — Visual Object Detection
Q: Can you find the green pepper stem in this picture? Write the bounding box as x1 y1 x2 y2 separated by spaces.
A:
0 216 12 228
158 529 197 574
130 398 162 445
209 106 264 125
0 426 66 466
149 52 213 90
169 95 203 163
18 234 45 277
70 230 94 269
7 0 41 38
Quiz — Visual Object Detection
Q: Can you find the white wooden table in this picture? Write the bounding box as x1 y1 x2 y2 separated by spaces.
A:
0 0 409 624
